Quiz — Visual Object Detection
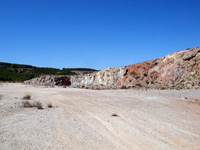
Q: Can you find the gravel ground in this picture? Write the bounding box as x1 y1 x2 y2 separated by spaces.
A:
0 83 200 150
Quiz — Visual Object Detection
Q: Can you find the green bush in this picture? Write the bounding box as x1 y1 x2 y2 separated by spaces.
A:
150 71 157 75
146 80 149 84
130 71 140 79
135 83 142 87
121 85 127 89
130 71 137 76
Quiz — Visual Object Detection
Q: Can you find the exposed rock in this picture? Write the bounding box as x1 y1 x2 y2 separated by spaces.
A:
24 76 71 86
24 47 200 89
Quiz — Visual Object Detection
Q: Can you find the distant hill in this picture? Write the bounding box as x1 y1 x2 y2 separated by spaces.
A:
0 62 97 82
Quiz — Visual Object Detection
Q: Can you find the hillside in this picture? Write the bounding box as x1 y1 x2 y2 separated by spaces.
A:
0 62 97 82
70 46 200 89
25 47 200 89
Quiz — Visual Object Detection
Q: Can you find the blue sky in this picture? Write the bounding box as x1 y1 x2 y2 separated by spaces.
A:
0 0 200 70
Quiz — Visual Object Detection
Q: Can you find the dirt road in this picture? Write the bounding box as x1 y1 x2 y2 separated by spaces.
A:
0 83 200 150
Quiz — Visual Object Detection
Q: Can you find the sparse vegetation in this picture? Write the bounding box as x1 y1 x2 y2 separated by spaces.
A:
150 71 157 75
129 71 140 79
47 103 53 108
160 86 168 90
192 74 196 78
22 95 31 100
130 71 137 76
135 83 142 87
121 85 127 89
83 72 93 74
22 101 33 108
22 101 43 109
179 83 184 89
112 113 119 117
146 80 149 85
36 102 43 109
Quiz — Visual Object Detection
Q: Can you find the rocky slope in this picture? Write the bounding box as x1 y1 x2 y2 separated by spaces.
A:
24 47 200 89
24 76 71 86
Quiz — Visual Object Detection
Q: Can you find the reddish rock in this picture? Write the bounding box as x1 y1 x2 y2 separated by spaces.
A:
25 47 200 89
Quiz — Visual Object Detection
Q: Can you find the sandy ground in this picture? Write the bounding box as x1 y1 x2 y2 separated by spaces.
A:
0 83 200 150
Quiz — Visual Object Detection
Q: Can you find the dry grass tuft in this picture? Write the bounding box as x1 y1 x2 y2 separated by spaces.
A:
47 103 53 108
22 101 33 108
35 102 43 109
112 113 119 117
22 95 31 100
22 101 43 109
121 85 127 89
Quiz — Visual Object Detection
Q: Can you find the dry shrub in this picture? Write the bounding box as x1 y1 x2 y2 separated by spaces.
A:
47 103 53 108
35 102 43 109
22 101 33 108
112 113 119 117
22 101 43 109
160 86 168 90
121 85 126 89
22 95 31 100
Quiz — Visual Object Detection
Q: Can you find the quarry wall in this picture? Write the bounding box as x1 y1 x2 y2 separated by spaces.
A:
24 47 200 89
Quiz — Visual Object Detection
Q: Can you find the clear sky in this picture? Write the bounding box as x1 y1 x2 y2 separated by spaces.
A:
0 0 200 70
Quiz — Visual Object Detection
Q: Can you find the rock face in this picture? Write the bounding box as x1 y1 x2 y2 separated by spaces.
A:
24 76 71 86
25 47 200 89
70 67 126 89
